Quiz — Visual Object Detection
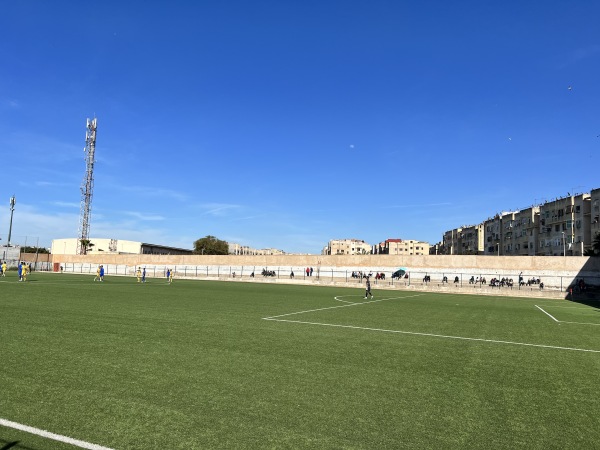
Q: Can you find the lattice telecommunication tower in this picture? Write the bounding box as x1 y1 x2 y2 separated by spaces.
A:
77 117 98 255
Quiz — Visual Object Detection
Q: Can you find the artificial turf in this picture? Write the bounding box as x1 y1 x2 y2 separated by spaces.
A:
1 272 599 449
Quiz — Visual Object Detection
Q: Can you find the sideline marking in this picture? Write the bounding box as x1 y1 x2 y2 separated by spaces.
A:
263 294 424 320
535 305 559 323
263 295 600 353
559 321 600 326
535 305 600 326
263 318 600 353
0 418 114 450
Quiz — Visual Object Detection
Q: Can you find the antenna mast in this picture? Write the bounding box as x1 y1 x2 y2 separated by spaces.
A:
77 117 97 255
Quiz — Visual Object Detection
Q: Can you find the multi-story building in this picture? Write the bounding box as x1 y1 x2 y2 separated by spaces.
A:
441 228 462 255
500 212 517 255
537 193 590 256
377 239 429 256
483 213 506 255
325 239 371 255
257 248 286 255
51 238 192 255
458 224 484 255
228 242 285 255
589 188 600 244
511 206 539 256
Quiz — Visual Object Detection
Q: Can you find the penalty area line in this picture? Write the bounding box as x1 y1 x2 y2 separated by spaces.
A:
0 418 114 450
263 293 425 320
535 305 559 323
263 318 600 353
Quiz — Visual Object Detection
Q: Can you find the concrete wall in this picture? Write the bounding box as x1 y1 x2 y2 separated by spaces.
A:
50 253 600 274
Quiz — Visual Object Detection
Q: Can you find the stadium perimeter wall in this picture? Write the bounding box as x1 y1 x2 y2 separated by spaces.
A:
50 253 599 274
45 254 600 299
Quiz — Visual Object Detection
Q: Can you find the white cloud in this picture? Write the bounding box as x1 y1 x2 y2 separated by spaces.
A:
109 183 189 202
51 201 80 208
124 211 165 221
201 203 241 217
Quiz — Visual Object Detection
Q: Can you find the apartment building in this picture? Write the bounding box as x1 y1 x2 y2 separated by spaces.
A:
590 188 600 242
459 224 484 255
441 190 598 257
537 193 590 256
510 206 539 256
228 242 285 255
483 213 506 255
377 239 430 256
441 228 461 255
325 239 371 255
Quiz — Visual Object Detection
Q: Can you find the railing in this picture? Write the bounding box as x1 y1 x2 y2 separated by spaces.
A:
55 262 600 293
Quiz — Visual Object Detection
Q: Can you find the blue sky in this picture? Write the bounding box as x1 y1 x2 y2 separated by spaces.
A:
1 1 598 253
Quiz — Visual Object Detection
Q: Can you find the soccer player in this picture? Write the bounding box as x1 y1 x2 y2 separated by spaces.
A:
169 269 174 283
22 264 28 282
18 262 23 281
166 268 170 283
94 265 101 281
142 267 146 283
136 267 141 282
1 261 6 277
364 277 374 299
99 265 105 282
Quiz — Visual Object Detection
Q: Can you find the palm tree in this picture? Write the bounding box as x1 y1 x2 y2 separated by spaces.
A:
584 232 600 256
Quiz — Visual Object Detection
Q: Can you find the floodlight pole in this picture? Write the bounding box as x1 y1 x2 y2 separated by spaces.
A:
7 195 15 246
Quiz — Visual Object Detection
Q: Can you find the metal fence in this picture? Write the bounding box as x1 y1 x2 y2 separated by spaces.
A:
56 263 599 293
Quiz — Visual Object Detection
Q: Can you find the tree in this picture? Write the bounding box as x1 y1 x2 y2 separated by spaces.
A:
79 239 95 254
584 232 600 256
20 246 50 254
193 235 229 255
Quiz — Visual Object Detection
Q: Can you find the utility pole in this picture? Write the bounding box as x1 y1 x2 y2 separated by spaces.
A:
7 195 15 246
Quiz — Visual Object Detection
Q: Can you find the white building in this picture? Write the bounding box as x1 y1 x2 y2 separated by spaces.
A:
51 238 192 255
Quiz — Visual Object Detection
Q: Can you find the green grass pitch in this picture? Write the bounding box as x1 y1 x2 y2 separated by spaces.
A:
1 272 600 449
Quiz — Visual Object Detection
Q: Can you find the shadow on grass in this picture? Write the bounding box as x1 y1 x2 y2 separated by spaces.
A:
565 256 600 308
0 440 34 450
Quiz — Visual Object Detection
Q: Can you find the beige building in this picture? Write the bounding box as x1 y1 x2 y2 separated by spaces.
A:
459 224 484 255
324 238 371 255
51 238 192 255
483 213 507 255
441 228 460 255
537 193 590 256
510 206 539 256
590 188 600 243
441 189 597 257
378 239 429 256
228 242 285 255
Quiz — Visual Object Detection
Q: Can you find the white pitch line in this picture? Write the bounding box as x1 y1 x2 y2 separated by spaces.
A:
559 321 600 326
334 295 359 304
0 418 114 450
536 304 597 310
263 294 424 320
535 305 559 322
263 318 600 353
